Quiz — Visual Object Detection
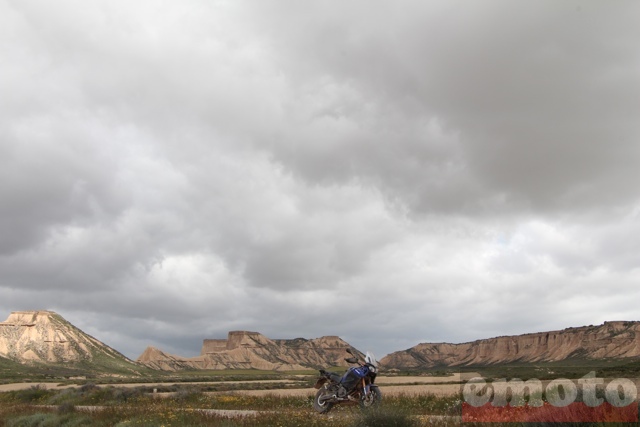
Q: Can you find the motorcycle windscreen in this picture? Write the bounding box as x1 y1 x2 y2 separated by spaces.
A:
365 351 378 367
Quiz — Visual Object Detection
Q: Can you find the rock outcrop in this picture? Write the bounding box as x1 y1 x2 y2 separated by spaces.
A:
137 331 362 371
0 310 140 374
381 321 640 369
137 346 208 371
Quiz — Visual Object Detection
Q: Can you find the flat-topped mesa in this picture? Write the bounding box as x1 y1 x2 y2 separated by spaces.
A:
381 321 640 369
0 310 56 327
201 331 273 354
201 339 227 355
141 331 364 372
227 331 273 349
200 332 354 354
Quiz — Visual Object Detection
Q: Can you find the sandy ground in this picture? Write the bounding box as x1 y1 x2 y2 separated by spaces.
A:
0 376 463 396
0 379 297 392
212 383 461 397
375 373 473 384
0 383 78 392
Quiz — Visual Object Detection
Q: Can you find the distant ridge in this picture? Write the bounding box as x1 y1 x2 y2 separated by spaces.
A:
137 331 362 371
381 321 640 369
6 311 639 375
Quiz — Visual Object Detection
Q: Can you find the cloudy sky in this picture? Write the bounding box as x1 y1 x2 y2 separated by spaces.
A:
1 0 639 361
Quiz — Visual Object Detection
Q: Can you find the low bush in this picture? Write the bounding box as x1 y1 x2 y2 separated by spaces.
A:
352 408 418 427
5 412 92 427
11 385 53 403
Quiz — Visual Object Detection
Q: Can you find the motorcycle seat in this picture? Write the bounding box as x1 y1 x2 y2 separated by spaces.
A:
321 370 342 382
328 372 341 382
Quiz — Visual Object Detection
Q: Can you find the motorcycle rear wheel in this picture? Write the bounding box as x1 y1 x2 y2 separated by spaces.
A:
313 389 334 414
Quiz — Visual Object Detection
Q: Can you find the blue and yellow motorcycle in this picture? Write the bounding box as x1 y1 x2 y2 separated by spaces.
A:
312 348 382 413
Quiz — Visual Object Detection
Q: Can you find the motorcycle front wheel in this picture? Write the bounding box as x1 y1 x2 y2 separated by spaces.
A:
359 386 382 410
313 388 334 414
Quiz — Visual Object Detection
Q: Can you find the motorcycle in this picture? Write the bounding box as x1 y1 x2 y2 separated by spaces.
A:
312 348 382 413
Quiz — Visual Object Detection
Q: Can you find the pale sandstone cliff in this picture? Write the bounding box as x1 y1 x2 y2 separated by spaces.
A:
381 321 640 369
137 331 362 371
0 310 135 366
137 346 208 371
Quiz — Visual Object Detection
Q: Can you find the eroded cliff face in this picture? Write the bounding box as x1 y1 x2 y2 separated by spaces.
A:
137 331 362 371
381 321 640 369
0 311 135 366
137 346 208 371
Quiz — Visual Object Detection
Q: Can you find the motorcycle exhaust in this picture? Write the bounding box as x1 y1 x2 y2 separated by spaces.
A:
319 394 336 402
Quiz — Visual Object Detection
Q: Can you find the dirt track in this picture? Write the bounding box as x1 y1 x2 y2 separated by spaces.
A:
0 379 296 392
0 374 466 396
214 383 460 397
209 373 467 397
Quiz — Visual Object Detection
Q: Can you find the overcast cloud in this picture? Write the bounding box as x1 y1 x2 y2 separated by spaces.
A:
1 0 639 360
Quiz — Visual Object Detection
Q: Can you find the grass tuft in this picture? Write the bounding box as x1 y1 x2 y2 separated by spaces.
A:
352 408 419 427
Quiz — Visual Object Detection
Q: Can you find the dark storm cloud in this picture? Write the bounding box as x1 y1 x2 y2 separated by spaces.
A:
247 0 640 214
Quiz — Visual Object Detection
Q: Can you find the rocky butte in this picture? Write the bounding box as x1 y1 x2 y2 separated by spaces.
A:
381 321 640 369
137 331 362 371
0 310 140 375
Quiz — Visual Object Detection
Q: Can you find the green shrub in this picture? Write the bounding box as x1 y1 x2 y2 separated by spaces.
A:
47 388 79 405
57 402 76 414
173 386 202 402
79 383 98 394
13 385 52 403
6 413 58 427
351 408 418 427
111 387 143 403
